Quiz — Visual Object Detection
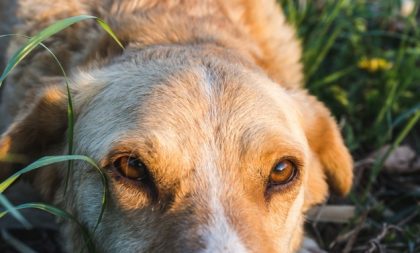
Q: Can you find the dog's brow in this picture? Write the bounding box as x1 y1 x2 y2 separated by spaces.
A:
104 138 158 162
239 126 306 158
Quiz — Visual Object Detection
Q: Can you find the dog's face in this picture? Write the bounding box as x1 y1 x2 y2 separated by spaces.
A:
0 46 352 253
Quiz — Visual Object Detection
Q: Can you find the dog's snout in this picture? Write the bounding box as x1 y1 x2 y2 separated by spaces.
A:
192 195 275 253
198 200 250 253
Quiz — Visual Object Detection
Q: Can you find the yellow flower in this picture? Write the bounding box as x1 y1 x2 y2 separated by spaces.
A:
358 57 393 72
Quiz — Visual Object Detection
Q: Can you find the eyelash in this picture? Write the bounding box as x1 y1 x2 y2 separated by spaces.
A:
278 156 303 168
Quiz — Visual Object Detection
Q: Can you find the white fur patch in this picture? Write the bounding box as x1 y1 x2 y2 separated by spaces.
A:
200 195 249 253
199 145 248 253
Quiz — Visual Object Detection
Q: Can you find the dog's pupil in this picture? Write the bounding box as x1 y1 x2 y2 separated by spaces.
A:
128 157 141 168
120 157 146 180
270 161 294 184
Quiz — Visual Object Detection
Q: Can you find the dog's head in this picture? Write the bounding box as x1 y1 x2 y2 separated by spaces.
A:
0 45 352 252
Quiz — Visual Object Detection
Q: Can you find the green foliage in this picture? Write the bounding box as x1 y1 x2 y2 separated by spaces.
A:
280 0 419 154
0 15 122 87
0 193 31 229
0 15 122 252
0 155 108 229
281 0 420 251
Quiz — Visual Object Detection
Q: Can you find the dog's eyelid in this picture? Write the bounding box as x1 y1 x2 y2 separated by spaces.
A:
265 142 306 166
277 155 303 169
108 149 138 158
105 148 142 162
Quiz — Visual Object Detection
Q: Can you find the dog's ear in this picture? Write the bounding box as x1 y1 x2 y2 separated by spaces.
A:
291 90 353 206
0 84 68 179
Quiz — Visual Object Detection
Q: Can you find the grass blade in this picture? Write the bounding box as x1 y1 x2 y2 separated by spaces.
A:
0 155 108 231
306 22 343 80
1 33 77 198
0 16 123 197
0 202 96 252
392 104 420 128
0 155 95 193
96 19 124 49
1 230 37 253
0 15 124 87
363 110 420 201
0 193 31 229
0 16 119 238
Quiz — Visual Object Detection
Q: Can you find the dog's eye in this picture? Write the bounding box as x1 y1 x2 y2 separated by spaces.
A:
269 160 297 185
113 156 148 181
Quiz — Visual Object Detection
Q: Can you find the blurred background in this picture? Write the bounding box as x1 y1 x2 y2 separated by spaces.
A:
279 0 420 252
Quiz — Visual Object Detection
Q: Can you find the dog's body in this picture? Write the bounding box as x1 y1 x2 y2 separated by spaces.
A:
0 1 353 252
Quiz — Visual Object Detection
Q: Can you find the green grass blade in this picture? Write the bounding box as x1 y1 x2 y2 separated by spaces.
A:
0 193 32 229
0 155 108 231
0 33 77 198
373 79 399 128
306 23 343 80
392 104 420 128
286 0 298 25
0 155 95 193
363 110 420 201
39 38 76 196
0 16 123 195
1 230 37 253
0 15 124 87
0 202 96 252
0 15 93 86
96 19 124 49
302 0 346 78
310 66 355 89
0 18 117 231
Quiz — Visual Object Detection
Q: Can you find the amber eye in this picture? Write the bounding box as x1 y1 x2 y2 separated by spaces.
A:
113 156 148 181
269 160 297 185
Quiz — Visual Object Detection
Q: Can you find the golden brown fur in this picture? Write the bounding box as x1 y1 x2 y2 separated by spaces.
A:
0 0 353 252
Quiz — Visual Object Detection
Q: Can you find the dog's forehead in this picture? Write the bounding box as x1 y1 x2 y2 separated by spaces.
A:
73 56 306 161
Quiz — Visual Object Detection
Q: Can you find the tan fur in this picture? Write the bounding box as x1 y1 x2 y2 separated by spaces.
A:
0 1 353 252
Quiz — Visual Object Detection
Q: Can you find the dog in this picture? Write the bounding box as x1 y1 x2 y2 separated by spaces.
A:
0 0 353 252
